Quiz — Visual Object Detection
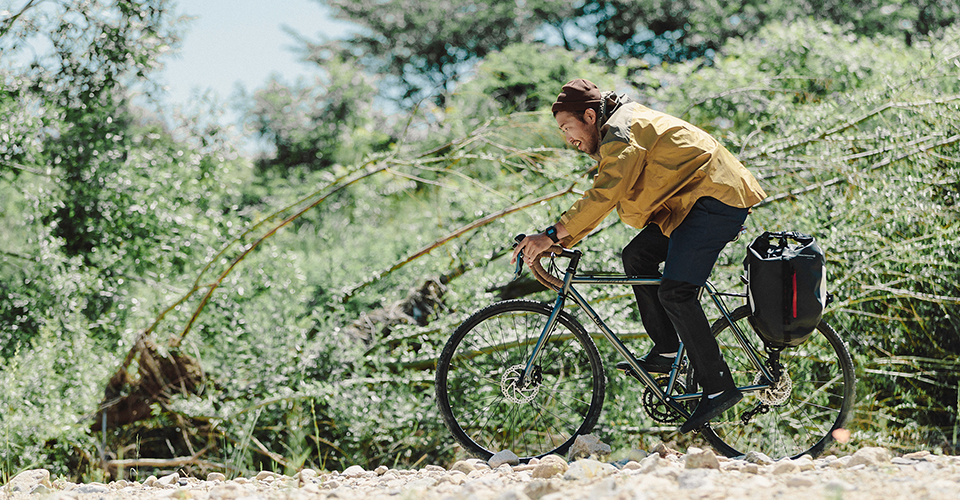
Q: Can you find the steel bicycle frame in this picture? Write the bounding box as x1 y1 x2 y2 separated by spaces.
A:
518 248 777 419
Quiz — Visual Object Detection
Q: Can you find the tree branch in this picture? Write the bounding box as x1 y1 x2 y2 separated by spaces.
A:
1 160 54 177
745 95 960 160
173 162 390 346
103 444 229 471
859 285 960 305
0 0 41 39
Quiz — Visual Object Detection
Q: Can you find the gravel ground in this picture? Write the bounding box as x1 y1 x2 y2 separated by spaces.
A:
5 446 959 500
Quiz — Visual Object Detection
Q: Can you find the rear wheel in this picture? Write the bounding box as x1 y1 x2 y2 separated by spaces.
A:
435 300 606 461
690 305 855 459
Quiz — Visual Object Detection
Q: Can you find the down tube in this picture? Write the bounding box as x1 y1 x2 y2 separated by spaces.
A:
564 287 668 391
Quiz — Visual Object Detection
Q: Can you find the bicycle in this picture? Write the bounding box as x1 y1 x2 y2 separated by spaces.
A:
434 237 855 461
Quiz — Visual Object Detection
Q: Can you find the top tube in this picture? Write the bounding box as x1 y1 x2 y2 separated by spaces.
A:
536 246 662 286
570 275 661 286
530 244 741 296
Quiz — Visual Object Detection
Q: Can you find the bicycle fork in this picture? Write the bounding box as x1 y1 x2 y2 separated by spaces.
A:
515 292 567 389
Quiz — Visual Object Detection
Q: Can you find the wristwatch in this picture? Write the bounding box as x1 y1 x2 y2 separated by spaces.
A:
544 225 560 243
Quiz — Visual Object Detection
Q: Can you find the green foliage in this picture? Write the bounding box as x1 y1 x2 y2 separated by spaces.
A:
572 0 958 64
0 323 110 478
314 0 571 104
28 0 178 265
315 0 959 104
634 20 923 137
0 0 253 478
447 43 634 122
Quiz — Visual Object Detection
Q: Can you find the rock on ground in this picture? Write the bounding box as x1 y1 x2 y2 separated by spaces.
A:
566 434 612 461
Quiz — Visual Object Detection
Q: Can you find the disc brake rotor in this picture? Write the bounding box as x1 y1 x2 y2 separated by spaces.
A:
501 364 540 404
753 371 793 405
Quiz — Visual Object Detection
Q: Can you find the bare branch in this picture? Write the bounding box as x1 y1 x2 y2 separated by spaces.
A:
859 285 960 305
680 85 792 119
103 444 229 471
340 183 578 301
745 95 960 160
757 133 960 206
173 162 391 346
1 249 32 261
1 160 54 177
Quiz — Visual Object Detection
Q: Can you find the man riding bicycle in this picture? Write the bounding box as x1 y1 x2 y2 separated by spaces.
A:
511 79 767 433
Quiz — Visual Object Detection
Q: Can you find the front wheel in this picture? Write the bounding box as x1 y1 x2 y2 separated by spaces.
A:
691 305 855 459
435 300 606 461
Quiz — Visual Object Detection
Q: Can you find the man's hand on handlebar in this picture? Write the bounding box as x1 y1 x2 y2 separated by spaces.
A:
511 233 553 266
510 222 570 266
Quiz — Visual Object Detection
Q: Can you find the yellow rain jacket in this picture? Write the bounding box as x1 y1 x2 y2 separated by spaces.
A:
559 102 767 246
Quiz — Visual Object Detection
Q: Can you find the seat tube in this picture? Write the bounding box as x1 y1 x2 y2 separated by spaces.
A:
704 282 776 384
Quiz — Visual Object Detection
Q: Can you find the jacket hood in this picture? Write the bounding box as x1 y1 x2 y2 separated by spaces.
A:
597 91 632 130
587 91 632 162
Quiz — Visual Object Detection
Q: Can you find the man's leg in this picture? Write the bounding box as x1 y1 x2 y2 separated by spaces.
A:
621 224 679 355
658 278 733 393
660 197 749 431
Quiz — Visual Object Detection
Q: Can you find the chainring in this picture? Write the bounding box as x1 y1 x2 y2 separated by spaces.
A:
642 376 688 424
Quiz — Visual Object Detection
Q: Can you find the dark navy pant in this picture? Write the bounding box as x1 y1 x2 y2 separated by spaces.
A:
621 197 749 393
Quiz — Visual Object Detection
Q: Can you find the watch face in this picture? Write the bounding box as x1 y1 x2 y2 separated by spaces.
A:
546 226 558 241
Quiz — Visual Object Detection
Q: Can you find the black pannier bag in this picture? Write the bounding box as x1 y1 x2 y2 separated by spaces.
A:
743 231 827 347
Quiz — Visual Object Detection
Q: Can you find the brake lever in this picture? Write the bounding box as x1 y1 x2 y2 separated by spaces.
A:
512 233 526 280
513 256 524 281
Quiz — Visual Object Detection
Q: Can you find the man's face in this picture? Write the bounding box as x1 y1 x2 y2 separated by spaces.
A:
556 109 600 155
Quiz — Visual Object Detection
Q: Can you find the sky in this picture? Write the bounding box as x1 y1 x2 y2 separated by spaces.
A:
159 0 357 106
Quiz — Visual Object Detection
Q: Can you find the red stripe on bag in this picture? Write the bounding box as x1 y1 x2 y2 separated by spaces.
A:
792 271 798 318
